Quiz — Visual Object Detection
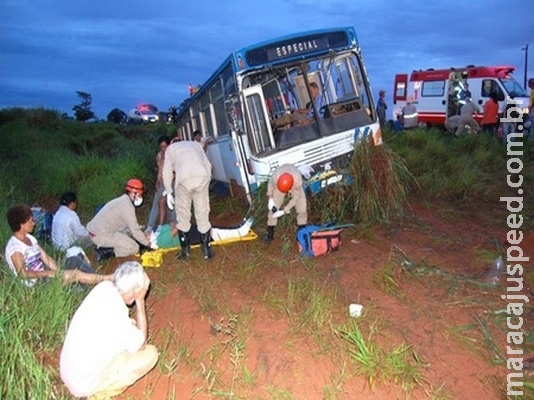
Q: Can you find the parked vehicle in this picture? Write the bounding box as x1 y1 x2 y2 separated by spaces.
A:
127 104 159 124
393 65 529 127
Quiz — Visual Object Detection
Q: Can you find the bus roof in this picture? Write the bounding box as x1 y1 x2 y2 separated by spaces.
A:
178 27 360 115
409 65 516 81
234 26 358 70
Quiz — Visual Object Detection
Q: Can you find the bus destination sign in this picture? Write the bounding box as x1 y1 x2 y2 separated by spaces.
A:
245 31 348 67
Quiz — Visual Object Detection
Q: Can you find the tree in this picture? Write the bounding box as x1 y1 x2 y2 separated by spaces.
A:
72 91 96 122
107 108 127 124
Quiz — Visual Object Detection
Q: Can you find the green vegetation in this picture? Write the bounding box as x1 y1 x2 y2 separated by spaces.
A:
1 108 533 398
336 321 424 391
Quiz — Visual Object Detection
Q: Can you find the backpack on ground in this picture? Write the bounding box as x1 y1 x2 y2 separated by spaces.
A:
31 206 53 243
297 223 346 257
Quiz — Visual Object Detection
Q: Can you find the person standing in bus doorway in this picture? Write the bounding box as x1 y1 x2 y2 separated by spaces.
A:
376 89 387 127
162 140 214 260
481 93 499 135
264 164 307 244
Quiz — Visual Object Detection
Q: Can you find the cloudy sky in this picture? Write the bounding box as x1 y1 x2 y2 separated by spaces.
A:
2 0 532 119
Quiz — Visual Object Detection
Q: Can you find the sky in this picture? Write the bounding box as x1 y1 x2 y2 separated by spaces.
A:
2 0 533 119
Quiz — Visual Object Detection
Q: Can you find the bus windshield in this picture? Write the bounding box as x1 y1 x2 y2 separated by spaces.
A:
240 50 374 155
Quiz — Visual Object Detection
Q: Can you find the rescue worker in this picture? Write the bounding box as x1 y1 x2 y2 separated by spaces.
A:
264 164 307 243
455 97 480 136
444 115 461 135
401 97 418 129
162 140 213 260
87 179 152 260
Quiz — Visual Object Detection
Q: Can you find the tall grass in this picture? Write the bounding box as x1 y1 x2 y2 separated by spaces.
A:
385 128 534 209
0 269 83 399
309 136 414 226
0 108 161 397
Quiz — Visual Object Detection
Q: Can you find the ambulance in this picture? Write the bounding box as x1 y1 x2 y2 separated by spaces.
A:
392 65 529 127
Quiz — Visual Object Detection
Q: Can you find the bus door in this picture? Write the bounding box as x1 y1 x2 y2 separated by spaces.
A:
215 86 271 201
214 129 253 201
242 85 275 155
241 85 276 179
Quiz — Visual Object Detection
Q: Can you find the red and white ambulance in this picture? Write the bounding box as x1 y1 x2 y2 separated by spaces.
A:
393 65 529 127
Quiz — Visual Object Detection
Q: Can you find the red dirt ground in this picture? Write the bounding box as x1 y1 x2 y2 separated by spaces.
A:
90 199 533 400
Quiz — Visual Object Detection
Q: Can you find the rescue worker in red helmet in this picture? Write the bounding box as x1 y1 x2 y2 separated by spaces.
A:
87 179 153 260
264 164 307 243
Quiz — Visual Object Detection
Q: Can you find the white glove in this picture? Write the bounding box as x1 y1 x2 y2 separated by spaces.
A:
268 198 277 213
166 193 175 210
298 164 315 179
272 210 285 218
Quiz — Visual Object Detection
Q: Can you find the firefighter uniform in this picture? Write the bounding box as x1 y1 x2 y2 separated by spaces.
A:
87 194 150 257
455 99 480 136
162 141 212 235
267 164 307 227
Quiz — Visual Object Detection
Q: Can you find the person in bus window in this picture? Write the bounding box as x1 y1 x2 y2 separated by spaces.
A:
375 89 387 127
307 82 326 119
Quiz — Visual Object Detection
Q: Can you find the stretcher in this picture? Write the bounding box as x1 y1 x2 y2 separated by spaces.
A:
138 229 258 268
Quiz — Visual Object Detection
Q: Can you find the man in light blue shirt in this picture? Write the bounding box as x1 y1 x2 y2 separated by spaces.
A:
52 192 92 251
307 82 326 118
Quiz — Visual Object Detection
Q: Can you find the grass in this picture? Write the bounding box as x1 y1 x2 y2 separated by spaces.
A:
0 269 83 400
336 320 424 392
2 109 534 398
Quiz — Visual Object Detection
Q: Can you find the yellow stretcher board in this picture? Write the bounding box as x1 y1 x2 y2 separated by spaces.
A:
138 229 258 268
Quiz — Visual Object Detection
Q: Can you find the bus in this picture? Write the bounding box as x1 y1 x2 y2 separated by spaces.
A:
175 26 382 202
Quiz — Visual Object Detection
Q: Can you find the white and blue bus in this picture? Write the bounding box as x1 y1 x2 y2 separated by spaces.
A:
175 26 382 202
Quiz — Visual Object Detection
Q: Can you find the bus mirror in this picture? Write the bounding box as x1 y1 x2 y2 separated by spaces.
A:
225 95 244 134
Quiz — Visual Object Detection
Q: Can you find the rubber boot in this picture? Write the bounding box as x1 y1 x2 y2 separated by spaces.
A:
177 230 190 259
264 226 275 244
96 246 115 262
199 231 213 260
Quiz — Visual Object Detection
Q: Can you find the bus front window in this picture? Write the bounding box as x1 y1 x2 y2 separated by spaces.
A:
243 51 374 155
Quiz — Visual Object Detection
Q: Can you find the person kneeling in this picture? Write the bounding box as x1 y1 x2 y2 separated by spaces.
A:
60 261 158 399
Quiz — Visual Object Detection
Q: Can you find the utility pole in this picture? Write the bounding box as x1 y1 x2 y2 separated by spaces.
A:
521 44 529 89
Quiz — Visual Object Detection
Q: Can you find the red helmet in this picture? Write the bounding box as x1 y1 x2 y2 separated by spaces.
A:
277 173 294 193
125 178 145 195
